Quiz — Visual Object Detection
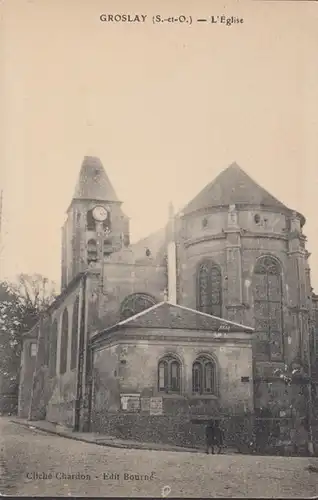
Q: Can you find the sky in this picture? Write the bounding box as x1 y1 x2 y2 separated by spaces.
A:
0 0 317 291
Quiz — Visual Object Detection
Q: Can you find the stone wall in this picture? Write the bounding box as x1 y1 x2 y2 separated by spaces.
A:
91 412 253 450
91 329 254 446
46 370 77 427
88 261 167 334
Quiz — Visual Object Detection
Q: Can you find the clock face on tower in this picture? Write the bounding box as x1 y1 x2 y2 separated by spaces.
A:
92 205 108 222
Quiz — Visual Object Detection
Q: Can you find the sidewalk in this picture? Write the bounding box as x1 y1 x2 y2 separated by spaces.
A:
10 418 207 454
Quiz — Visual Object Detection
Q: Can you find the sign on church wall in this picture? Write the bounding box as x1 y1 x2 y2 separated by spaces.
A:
120 393 140 412
140 397 151 412
149 397 163 415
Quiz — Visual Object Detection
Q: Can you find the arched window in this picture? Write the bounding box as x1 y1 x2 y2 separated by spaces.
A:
43 318 50 367
49 319 58 377
158 356 181 393
192 356 216 395
197 261 222 317
314 309 318 357
253 256 284 361
120 293 157 320
60 308 69 375
87 239 98 264
70 297 79 370
86 210 96 231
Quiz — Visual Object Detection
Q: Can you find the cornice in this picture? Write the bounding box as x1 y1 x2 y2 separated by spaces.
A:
92 332 253 350
241 231 288 241
226 303 250 310
184 233 226 248
288 306 310 313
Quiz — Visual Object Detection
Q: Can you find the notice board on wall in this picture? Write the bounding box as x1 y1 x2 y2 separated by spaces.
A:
120 394 141 412
149 397 163 415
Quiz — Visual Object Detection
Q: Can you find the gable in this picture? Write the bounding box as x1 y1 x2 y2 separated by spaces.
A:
99 301 253 335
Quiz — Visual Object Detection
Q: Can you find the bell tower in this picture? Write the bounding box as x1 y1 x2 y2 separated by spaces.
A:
61 156 130 289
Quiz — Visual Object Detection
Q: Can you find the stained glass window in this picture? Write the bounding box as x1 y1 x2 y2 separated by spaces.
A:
197 261 222 317
158 356 181 393
120 293 157 320
253 256 284 361
60 308 69 375
192 356 216 395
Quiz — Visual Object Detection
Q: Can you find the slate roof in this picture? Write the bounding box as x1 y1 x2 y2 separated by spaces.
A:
73 156 119 202
182 162 290 215
94 301 254 340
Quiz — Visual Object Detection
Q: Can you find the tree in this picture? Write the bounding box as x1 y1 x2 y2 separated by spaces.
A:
6 273 57 313
0 274 57 413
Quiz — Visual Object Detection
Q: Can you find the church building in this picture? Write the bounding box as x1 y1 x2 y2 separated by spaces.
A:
18 157 318 449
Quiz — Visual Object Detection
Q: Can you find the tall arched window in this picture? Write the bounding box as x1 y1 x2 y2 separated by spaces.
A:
158 355 181 393
49 319 58 377
70 297 79 370
197 261 222 317
253 256 284 361
120 293 157 320
60 308 69 375
87 239 98 264
192 356 216 395
43 318 50 367
313 309 318 358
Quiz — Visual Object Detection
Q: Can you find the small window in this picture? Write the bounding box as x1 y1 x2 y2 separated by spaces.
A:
254 214 261 224
202 217 208 228
30 343 37 357
123 234 130 247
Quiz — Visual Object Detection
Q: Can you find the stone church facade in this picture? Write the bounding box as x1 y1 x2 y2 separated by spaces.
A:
18 157 318 449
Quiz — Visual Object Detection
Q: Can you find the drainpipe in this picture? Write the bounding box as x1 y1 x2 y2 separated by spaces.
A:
74 272 87 432
307 322 315 456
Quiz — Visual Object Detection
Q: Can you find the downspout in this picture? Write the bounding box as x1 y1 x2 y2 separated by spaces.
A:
85 340 93 432
74 272 87 432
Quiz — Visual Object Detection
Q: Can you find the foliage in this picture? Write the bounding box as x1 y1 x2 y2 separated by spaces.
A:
0 274 57 396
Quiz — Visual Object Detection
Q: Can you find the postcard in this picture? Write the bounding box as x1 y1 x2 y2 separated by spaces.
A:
0 0 318 497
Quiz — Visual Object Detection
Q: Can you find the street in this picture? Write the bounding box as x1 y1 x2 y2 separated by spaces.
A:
1 418 318 497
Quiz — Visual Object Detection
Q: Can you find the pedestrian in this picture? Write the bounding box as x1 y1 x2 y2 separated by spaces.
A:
205 419 224 454
205 420 215 454
213 420 224 454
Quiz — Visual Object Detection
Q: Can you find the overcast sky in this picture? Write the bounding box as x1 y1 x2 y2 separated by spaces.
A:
0 0 317 290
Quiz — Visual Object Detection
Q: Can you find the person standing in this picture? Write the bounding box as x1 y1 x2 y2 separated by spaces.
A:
205 420 215 454
213 420 224 454
206 420 224 454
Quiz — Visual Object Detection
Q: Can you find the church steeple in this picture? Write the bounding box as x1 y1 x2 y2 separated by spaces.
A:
72 156 119 203
61 156 130 289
